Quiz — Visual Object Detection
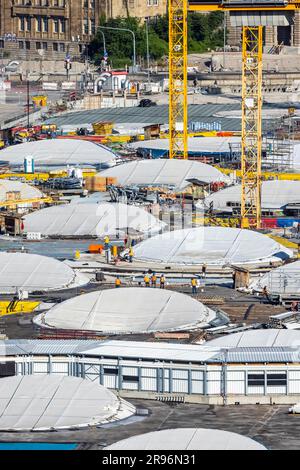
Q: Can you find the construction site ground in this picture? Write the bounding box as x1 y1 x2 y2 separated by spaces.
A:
0 398 297 450
0 283 286 341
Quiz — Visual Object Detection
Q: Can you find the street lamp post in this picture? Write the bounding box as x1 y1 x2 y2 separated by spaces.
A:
145 19 150 85
98 26 136 71
98 30 107 57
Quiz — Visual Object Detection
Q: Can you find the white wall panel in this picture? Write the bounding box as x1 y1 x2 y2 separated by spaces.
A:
33 362 48 373
141 377 157 391
288 381 300 394
172 380 188 393
191 381 203 394
227 371 245 381
266 386 286 395
122 382 139 391
103 375 118 389
51 363 68 373
247 386 264 395
141 368 156 378
122 367 138 376
227 381 245 394
207 381 221 395
172 370 188 379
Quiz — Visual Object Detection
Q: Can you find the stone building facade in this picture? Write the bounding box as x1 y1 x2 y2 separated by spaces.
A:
226 10 300 49
0 0 168 61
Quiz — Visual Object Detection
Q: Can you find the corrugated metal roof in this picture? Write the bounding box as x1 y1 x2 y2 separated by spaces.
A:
44 104 282 132
211 347 300 363
2 340 300 364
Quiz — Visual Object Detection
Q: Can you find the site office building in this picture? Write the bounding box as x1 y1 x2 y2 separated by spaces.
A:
0 0 168 61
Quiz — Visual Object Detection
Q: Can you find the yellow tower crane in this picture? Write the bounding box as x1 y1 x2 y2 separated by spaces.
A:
169 1 298 229
169 0 188 160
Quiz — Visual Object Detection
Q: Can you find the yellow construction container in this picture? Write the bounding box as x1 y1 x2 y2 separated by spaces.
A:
32 95 48 107
75 250 81 260
0 300 40 316
92 121 114 136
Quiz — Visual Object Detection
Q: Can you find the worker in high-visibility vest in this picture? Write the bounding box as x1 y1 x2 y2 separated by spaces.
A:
115 277 121 288
151 273 157 288
104 235 110 246
129 246 134 263
191 278 197 295
160 274 165 289
144 274 150 287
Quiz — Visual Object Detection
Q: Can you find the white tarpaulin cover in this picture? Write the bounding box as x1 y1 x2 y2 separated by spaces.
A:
250 260 300 295
129 136 240 155
207 329 300 348
204 180 300 212
0 139 116 168
0 252 89 293
33 288 216 333
132 227 292 266
100 159 230 189
0 375 135 431
23 202 165 237
105 428 266 450
0 179 43 202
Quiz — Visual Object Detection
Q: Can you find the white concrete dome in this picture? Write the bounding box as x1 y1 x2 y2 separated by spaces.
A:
0 179 43 202
23 202 165 237
207 329 300 348
0 375 135 431
105 428 267 450
100 158 230 190
132 227 292 266
250 260 300 295
204 180 300 212
0 252 89 293
0 139 116 168
33 288 216 334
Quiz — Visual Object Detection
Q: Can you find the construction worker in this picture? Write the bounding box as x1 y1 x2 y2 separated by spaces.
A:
115 276 121 288
160 274 165 289
129 246 134 263
104 235 110 246
202 263 207 279
144 273 150 287
191 277 197 295
151 273 157 288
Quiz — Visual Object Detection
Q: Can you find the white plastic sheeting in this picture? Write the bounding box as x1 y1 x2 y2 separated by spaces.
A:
0 179 43 202
0 252 89 293
132 227 292 266
204 180 300 212
23 202 165 237
100 159 230 190
0 139 116 168
0 375 135 431
105 428 266 450
207 329 300 348
250 260 300 295
129 136 240 155
33 288 216 333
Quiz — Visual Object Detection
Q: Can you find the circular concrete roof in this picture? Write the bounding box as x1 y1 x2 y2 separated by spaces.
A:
0 375 135 431
132 227 292 266
0 179 43 202
0 139 116 168
23 202 165 237
100 159 230 189
105 428 267 450
204 180 300 212
207 329 300 348
33 288 216 334
0 252 88 293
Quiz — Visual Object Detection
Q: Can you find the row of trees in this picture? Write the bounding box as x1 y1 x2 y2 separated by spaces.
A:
88 12 225 69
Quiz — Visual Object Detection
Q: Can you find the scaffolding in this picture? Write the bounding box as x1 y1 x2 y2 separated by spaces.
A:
241 26 263 229
169 0 188 160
